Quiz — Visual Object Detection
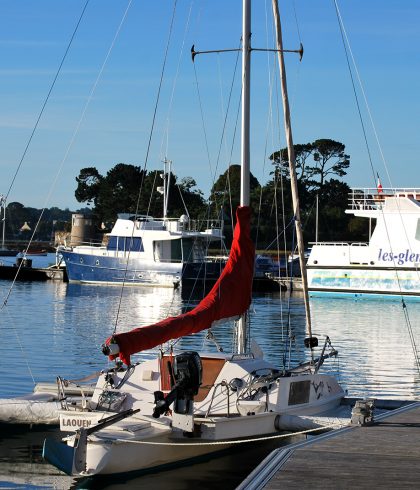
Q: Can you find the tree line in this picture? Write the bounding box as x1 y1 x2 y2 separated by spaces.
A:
4 139 368 248
2 203 88 243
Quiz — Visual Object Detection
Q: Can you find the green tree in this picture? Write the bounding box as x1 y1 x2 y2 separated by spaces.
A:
75 164 146 222
96 163 146 221
209 164 261 245
269 139 350 191
306 179 352 242
269 143 314 182
268 139 352 247
172 177 206 219
75 167 102 206
209 164 260 214
311 139 350 188
74 163 207 224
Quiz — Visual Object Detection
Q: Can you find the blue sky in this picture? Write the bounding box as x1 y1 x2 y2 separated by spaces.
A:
0 0 418 210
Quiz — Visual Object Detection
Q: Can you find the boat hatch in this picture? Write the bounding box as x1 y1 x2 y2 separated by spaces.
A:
160 355 225 402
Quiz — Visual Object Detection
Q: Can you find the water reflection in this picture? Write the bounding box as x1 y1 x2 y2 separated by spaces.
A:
310 296 420 399
65 283 184 331
0 423 75 489
1 280 420 488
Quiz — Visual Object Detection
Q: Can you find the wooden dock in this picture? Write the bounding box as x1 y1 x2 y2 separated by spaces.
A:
0 263 67 281
238 401 420 489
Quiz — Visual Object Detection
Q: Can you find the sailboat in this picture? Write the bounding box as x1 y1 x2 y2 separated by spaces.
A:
42 0 345 477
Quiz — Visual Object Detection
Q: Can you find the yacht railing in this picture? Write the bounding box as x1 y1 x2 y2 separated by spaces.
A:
308 241 368 247
348 188 420 211
125 214 223 233
164 218 223 233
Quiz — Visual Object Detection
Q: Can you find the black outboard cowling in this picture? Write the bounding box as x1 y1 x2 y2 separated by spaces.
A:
153 351 202 418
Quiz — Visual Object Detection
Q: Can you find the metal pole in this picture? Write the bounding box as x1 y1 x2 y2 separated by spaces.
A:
237 0 251 354
240 0 251 209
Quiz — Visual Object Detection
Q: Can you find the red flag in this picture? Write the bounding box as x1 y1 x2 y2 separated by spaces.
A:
377 177 383 193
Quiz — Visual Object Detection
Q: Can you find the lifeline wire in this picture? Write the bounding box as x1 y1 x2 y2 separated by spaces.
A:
119 421 348 446
112 0 179 335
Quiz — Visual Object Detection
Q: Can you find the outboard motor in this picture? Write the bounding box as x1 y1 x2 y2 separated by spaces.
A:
153 351 202 419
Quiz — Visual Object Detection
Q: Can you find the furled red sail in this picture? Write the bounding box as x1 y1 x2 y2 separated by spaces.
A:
106 206 254 365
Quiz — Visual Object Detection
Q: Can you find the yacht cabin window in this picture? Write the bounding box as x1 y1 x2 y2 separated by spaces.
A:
107 236 144 252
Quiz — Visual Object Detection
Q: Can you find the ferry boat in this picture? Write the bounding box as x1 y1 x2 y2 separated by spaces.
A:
307 188 420 298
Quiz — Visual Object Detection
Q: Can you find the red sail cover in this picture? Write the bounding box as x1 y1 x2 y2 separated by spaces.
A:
107 206 255 365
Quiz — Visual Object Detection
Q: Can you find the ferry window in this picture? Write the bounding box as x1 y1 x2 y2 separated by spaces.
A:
107 236 118 250
416 219 420 241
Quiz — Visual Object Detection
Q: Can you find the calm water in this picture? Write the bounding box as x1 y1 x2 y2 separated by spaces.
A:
0 254 419 488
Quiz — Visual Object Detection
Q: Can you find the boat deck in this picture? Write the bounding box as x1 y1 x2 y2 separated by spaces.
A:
239 401 420 489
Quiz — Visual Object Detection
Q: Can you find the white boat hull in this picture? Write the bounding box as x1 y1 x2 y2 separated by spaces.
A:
308 266 420 298
81 423 233 475
307 190 420 299
43 355 345 476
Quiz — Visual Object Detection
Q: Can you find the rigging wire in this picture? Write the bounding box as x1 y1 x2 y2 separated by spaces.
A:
254 0 276 254
191 15 242 226
192 63 214 188
112 0 179 334
333 0 376 186
1 0 134 311
3 0 90 204
334 0 420 374
334 0 420 276
219 88 242 233
1 0 135 386
292 0 302 45
159 1 194 160
216 55 236 231
333 1 392 188
401 300 420 375
191 55 234 300
6 308 36 386
1 0 91 308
